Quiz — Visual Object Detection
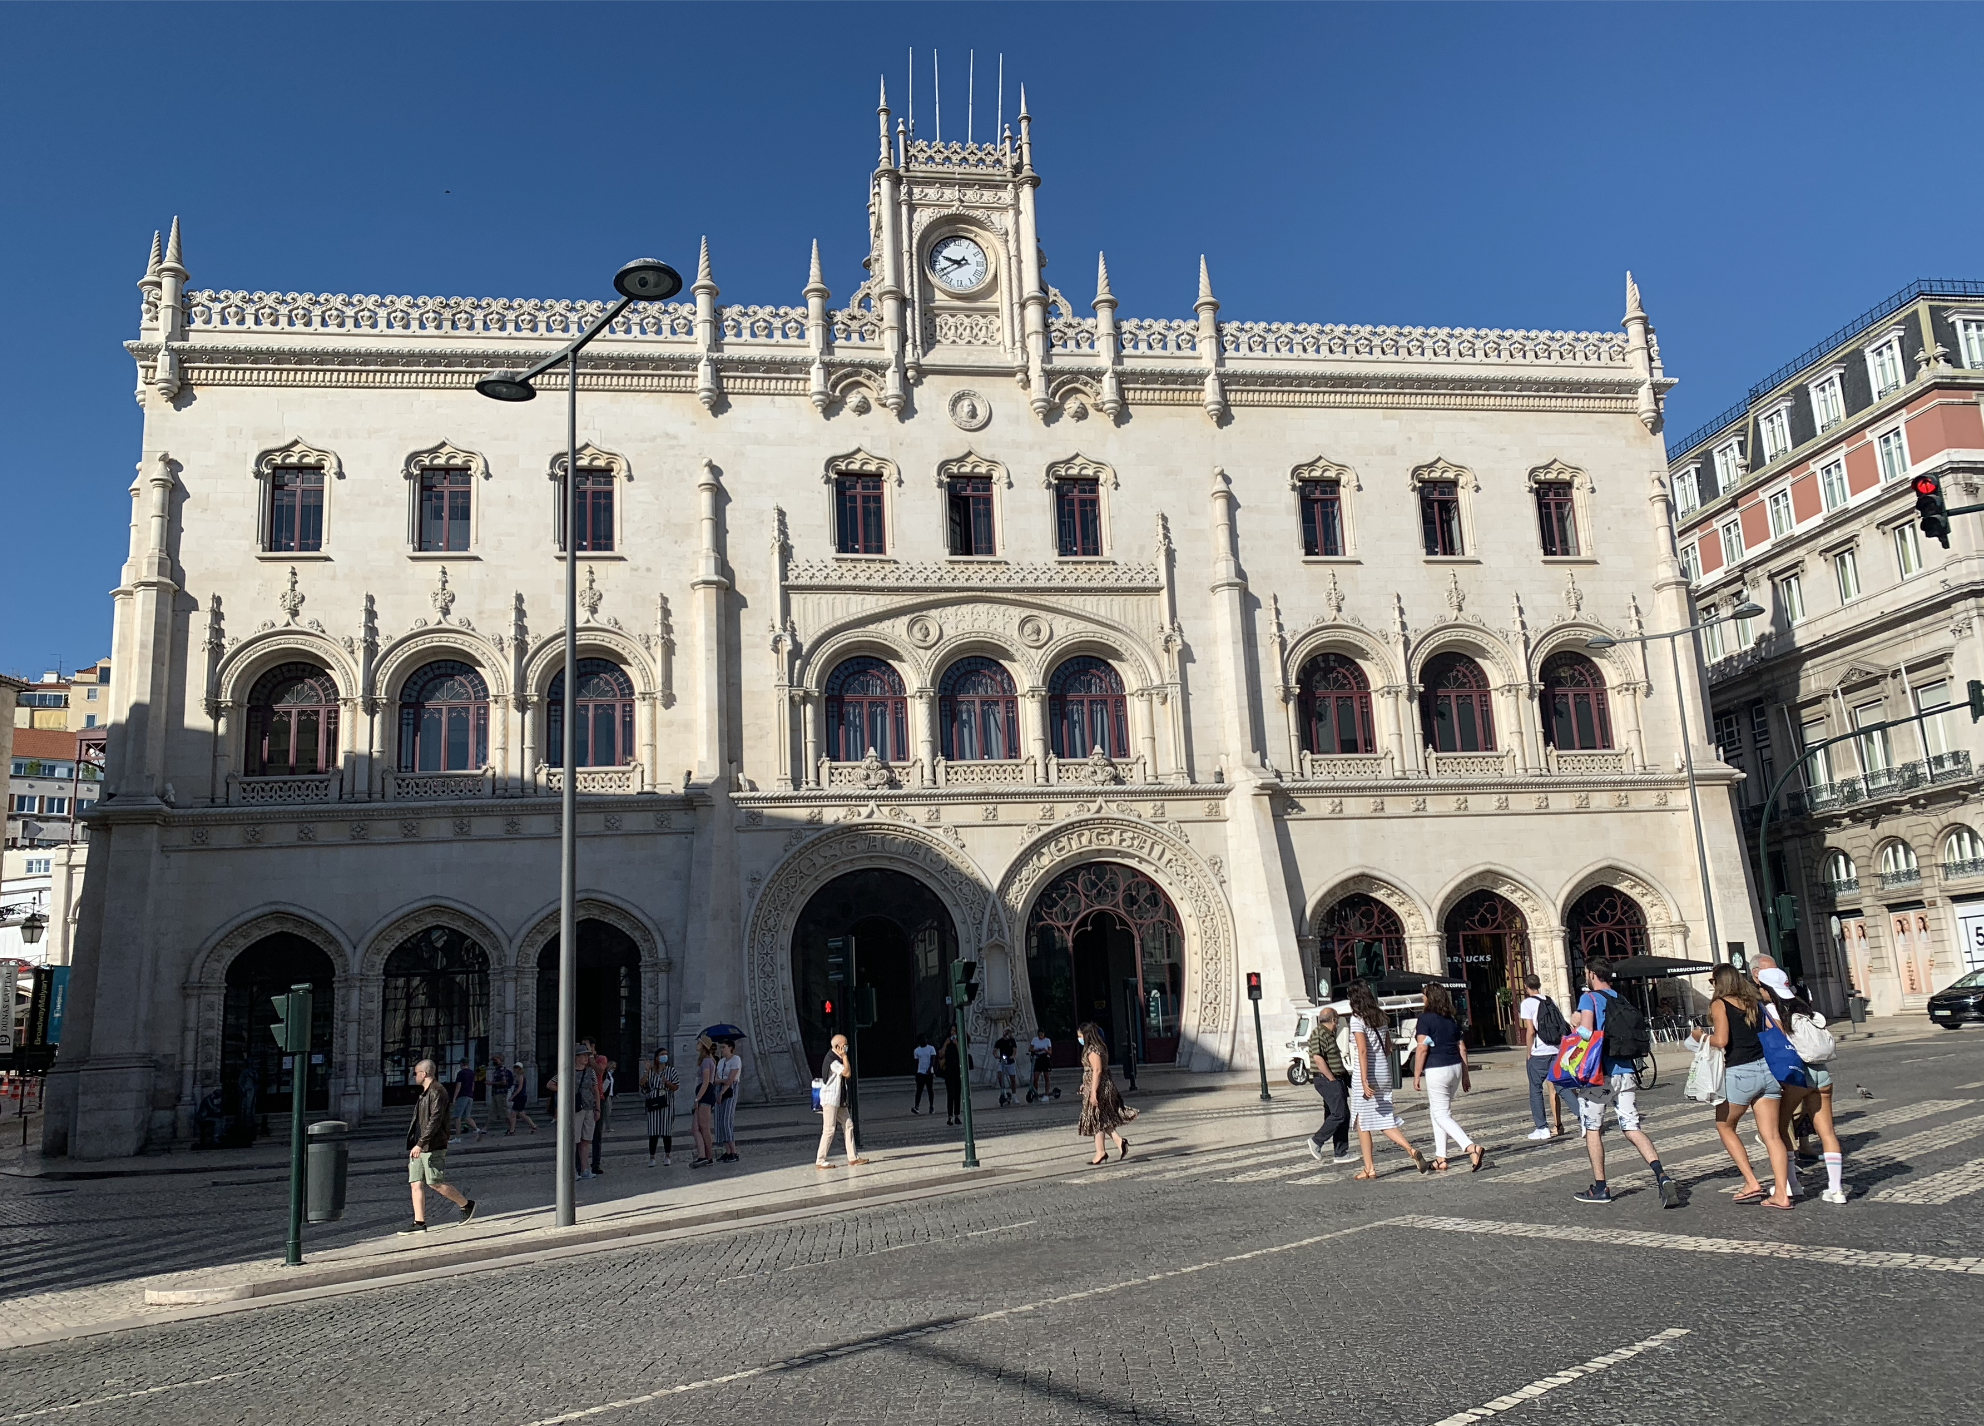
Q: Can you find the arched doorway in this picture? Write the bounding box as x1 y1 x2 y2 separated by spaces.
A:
1313 893 1408 999
380 925 490 1105
791 869 957 1078
222 934 335 1130
1564 885 1650 989
1443 890 1531 1047
537 920 643 1087
1027 862 1184 1066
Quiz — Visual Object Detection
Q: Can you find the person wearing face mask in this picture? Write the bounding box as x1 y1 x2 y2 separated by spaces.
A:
1075 1022 1136 1164
642 1047 679 1167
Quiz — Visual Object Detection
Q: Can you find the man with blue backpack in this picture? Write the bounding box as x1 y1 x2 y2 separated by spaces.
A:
1558 958 1684 1209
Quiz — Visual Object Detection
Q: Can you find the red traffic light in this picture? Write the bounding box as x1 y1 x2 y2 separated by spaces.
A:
822 999 835 1016
1915 474 1942 497
1246 971 1263 1001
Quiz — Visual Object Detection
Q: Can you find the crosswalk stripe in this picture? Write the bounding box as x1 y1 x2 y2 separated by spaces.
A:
1390 1213 1984 1276
1870 1155 1984 1205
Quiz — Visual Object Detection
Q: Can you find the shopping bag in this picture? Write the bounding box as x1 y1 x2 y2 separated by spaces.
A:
1682 1036 1725 1104
1548 1027 1607 1088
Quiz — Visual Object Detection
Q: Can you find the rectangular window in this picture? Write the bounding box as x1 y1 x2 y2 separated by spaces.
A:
417 467 473 552
563 468 615 552
1713 709 1743 763
1733 603 1757 647
1915 679 1953 758
1801 717 1832 787
834 475 888 554
42 797 67 817
1767 490 1793 539
84 688 96 701
1869 337 1906 397
83 714 96 728
1054 479 1103 557
1419 481 1463 556
1534 482 1578 556
1960 319 1984 370
1673 465 1701 515
1299 480 1343 557
1853 699 1892 773
1894 521 1923 578
947 477 997 556
1749 702 1773 753
1811 374 1845 432
1702 612 1727 663
1876 428 1909 482
1679 542 1701 583
1713 441 1745 493
1834 548 1861 602
1719 519 1744 567
1760 407 1792 463
1773 572 1805 625
1818 458 1848 511
10 795 37 814
25 858 50 875
267 466 325 553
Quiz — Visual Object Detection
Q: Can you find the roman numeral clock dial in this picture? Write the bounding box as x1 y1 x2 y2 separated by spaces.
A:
928 235 989 293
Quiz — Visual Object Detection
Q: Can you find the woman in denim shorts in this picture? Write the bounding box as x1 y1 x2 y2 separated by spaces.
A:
1697 964 1793 1208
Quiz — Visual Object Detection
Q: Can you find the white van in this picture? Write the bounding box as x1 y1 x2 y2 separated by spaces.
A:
1284 995 1422 1085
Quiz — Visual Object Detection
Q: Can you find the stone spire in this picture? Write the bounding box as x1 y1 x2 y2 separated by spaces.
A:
137 230 163 338
143 230 162 280
1094 251 1114 306
1093 252 1122 420
804 239 831 414
1195 256 1226 423
877 76 893 167
150 216 189 396
807 238 826 294
1622 269 1660 433
160 216 186 280
693 237 720 412
1196 254 1216 310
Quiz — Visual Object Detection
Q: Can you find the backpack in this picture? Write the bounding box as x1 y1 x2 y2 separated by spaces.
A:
1532 996 1570 1048
1601 992 1651 1062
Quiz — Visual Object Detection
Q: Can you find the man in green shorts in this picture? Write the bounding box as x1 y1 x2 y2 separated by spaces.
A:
401 1058 477 1234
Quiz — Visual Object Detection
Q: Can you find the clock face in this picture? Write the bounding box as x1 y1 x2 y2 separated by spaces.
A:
928 235 990 292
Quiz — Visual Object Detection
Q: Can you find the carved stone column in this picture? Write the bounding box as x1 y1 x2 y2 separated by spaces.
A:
636 692 658 791
208 699 233 805
1406 931 1445 977
913 687 937 786
1023 687 1049 779
518 695 538 796
365 698 387 799
800 692 820 787
1134 689 1158 781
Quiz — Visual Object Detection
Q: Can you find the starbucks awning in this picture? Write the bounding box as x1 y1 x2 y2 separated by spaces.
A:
1604 955 1715 981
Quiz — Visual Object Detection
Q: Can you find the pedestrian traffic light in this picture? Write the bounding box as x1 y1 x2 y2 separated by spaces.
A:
951 959 980 1004
1915 473 1951 548
1774 894 1799 934
1246 972 1263 1002
1970 679 1984 723
822 997 836 1021
269 984 311 1052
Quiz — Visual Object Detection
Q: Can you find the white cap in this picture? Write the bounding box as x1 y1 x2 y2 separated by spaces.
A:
1756 966 1793 998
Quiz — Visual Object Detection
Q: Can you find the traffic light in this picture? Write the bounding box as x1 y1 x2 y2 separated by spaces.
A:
950 959 980 1005
1774 894 1799 935
1246 971 1263 1002
1970 679 1984 723
822 997 836 1021
269 984 312 1052
1915 474 1951 548
826 937 849 988
855 983 879 1028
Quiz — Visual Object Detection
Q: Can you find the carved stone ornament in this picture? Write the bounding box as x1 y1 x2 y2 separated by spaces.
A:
1079 746 1123 784
822 447 899 486
948 389 992 431
1410 455 1477 492
904 614 943 649
1324 571 1346 620
431 566 456 622
858 748 894 789
1445 571 1466 616
578 565 603 622
1043 452 1117 490
403 438 489 484
1015 614 1051 648
548 442 630 483
278 567 305 624
253 437 341 484
1290 454 1359 492
1563 570 1584 613
935 449 1008 491
1528 457 1591 492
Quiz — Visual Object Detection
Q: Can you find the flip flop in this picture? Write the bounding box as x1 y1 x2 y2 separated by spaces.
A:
1732 1186 1768 1204
1353 1169 1379 1181
1760 1198 1795 1211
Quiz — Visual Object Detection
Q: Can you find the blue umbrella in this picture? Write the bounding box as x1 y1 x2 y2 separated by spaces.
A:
701 1023 748 1041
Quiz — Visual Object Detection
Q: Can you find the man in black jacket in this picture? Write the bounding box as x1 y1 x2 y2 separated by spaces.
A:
401 1058 477 1234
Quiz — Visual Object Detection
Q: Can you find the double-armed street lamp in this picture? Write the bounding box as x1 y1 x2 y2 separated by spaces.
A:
1586 599 1764 968
476 257 683 1228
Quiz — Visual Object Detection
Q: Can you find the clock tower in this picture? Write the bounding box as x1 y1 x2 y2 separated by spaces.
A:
864 80 1060 417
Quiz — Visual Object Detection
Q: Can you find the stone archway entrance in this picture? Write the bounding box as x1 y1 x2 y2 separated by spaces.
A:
790 869 958 1079
1444 890 1532 1047
380 925 490 1106
1025 862 1184 1067
222 933 336 1131
536 921 643 1089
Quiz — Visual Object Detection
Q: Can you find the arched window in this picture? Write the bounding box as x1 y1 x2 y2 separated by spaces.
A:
1564 885 1649 987
398 661 490 772
381 924 490 1105
1314 893 1406 993
1419 652 1496 753
1878 840 1920 882
1822 850 1858 888
1943 826 1984 873
939 657 1018 761
1297 653 1376 755
245 662 340 776
547 659 635 767
1541 652 1613 751
1049 656 1128 759
825 657 908 762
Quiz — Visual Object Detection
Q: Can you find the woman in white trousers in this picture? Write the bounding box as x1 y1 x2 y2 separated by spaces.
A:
1413 982 1485 1172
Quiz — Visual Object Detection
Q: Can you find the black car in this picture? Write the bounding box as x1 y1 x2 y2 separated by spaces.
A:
1928 969 1984 1029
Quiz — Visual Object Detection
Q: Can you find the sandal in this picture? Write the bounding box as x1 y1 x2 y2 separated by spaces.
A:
1409 1149 1433 1175
1732 1185 1768 1204
1431 1158 1449 1173
1760 1197 1795 1211
1353 1168 1379 1181
1468 1146 1486 1173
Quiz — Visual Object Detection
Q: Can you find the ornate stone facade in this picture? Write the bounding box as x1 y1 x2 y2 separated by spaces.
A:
44 96 1757 1159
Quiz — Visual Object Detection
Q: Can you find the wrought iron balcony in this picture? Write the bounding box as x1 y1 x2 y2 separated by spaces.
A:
1877 868 1923 890
1942 857 1984 881
1930 751 1974 784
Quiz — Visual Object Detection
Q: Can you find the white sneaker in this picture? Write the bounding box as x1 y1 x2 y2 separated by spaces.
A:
1527 1128 1552 1141
1821 1188 1848 1204
1305 1139 1326 1162
663 1155 673 1165
647 1156 656 1168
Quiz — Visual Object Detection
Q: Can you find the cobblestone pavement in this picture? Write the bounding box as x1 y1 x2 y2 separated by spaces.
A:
3 1028 1981 1424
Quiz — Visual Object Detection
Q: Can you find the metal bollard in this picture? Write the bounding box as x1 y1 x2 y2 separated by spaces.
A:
306 1119 350 1224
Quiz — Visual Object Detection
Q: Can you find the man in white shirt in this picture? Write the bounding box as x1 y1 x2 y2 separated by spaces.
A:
911 1036 938 1114
1517 973 1565 1139
1029 1031 1055 1101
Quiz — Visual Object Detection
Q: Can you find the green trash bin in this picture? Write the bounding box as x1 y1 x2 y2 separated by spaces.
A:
306 1120 350 1224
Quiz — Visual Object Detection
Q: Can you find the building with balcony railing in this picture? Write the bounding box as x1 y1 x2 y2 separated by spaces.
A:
1672 282 1984 1015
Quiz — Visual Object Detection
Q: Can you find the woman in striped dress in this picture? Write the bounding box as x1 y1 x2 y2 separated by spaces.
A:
1346 983 1432 1181
641 1048 679 1167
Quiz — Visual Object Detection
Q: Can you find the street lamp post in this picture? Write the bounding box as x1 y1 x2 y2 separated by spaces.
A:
1586 599 1763 968
476 258 682 1228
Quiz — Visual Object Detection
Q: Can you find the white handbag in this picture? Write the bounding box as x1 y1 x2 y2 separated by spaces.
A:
1683 1034 1725 1104
1789 1011 1837 1066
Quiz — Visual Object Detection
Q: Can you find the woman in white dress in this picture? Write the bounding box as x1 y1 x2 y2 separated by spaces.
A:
1346 982 1432 1181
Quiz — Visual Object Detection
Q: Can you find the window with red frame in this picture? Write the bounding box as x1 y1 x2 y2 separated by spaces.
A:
1299 480 1342 557
1419 480 1463 556
939 657 1019 760
825 656 908 761
267 467 325 553
1419 652 1496 752
561 467 616 552
418 466 473 552
398 660 490 771
1540 651 1613 750
1535 481 1578 557
1055 479 1103 557
1048 656 1128 758
547 659 636 766
246 662 340 776
1297 653 1375 754
835 475 887 554
947 476 997 556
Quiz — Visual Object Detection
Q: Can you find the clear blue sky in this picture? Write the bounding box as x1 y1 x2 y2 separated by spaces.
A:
4 1 1978 676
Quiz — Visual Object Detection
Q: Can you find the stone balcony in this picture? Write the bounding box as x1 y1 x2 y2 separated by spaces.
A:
1797 752 1974 816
